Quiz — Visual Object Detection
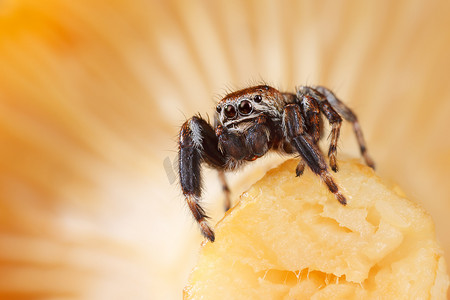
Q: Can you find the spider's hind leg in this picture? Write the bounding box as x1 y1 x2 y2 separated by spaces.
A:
315 86 375 169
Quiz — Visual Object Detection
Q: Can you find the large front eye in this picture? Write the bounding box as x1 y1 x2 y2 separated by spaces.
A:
224 104 237 119
238 100 253 115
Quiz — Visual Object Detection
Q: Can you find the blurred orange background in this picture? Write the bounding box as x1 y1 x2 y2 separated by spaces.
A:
0 0 449 299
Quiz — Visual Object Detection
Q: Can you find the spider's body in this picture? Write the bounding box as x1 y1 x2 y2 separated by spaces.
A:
178 85 374 242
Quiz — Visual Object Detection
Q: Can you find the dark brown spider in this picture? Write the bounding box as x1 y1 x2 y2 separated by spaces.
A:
178 85 374 242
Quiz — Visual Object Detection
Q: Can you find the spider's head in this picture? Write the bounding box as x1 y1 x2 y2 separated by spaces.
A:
216 85 283 128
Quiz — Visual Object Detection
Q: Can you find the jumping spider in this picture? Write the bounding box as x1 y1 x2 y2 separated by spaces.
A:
178 85 374 242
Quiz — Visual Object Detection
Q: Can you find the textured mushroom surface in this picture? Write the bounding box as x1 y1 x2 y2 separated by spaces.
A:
185 159 449 299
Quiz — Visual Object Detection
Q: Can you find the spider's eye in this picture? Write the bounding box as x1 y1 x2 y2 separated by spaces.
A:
254 95 262 103
238 100 253 115
216 105 221 113
224 104 237 119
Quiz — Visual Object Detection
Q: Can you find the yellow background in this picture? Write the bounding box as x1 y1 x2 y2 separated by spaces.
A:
0 0 449 299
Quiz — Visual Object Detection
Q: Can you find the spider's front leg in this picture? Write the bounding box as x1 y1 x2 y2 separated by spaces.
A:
179 116 227 242
283 104 346 205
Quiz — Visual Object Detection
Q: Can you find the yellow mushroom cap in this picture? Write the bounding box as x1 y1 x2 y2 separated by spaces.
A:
184 159 449 299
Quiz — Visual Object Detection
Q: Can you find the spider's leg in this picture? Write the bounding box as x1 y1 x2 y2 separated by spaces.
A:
298 94 321 144
315 86 375 169
283 104 346 205
283 93 308 176
179 116 227 242
218 171 231 211
298 93 321 176
295 160 306 177
298 86 343 172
